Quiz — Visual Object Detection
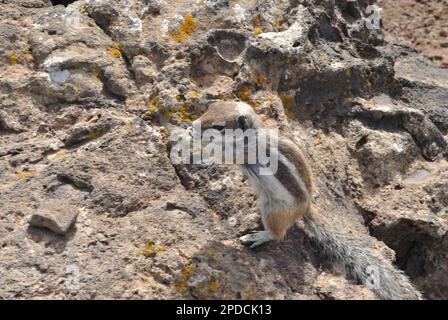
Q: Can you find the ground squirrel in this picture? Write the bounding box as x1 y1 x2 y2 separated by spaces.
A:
193 101 423 300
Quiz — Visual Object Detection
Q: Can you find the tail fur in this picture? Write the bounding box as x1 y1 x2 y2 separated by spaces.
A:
304 207 423 300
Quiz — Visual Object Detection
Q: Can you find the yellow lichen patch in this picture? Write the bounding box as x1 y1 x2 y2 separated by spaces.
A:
164 105 193 125
22 48 32 55
141 241 166 257
9 53 19 65
253 28 263 35
107 43 122 58
209 281 219 293
169 15 197 42
141 105 158 118
124 123 133 130
79 6 88 14
16 168 37 181
189 90 201 98
159 127 170 142
237 86 252 102
141 96 160 119
174 266 194 295
236 86 262 109
107 47 121 58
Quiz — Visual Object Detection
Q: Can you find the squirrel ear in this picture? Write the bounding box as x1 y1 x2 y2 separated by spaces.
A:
238 115 247 130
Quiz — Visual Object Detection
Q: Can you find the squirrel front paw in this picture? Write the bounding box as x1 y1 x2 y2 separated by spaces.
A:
239 230 275 248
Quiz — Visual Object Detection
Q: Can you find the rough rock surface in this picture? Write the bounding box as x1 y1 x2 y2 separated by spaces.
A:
379 0 448 68
0 0 447 299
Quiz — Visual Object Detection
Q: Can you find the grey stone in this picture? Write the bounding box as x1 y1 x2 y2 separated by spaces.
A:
28 200 78 235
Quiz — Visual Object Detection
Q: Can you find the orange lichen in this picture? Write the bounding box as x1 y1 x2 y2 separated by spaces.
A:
169 15 197 42
237 86 252 102
107 42 122 58
255 73 269 87
251 16 261 26
9 53 19 65
236 86 262 109
190 90 201 98
253 28 262 35
16 168 37 181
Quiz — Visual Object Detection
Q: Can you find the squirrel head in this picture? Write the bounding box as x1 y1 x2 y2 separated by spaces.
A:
193 101 263 132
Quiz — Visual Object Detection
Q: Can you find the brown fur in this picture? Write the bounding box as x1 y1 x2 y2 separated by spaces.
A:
264 201 309 240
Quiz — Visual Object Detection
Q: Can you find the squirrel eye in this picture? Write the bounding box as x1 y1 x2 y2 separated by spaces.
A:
212 125 225 132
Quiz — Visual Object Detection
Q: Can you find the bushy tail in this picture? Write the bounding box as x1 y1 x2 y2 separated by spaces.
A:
304 207 423 300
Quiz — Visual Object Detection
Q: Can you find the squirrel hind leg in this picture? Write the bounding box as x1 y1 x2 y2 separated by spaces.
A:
263 207 303 240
